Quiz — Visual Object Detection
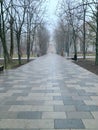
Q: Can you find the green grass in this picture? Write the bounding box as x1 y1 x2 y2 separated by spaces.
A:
75 52 95 56
7 60 27 69
86 58 95 61
0 59 29 70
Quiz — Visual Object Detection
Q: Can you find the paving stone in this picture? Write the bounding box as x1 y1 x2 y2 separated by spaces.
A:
76 105 98 112
63 99 85 105
54 105 76 112
61 92 79 96
0 119 26 128
0 105 11 112
0 54 98 129
0 129 40 130
4 101 25 105
25 119 54 129
31 90 54 93
17 96 53 101
0 112 18 119
40 129 70 130
91 112 98 119
12 93 29 97
72 129 98 130
66 112 94 119
53 96 62 100
72 95 92 100
28 93 61 97
5 100 44 105
17 111 42 119
54 119 85 129
53 96 72 100
78 91 98 96
42 112 66 119
9 105 32 111
84 100 98 105
44 100 63 105
83 119 98 128
0 90 7 93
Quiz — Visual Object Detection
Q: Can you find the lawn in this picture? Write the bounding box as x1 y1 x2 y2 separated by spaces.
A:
0 59 31 70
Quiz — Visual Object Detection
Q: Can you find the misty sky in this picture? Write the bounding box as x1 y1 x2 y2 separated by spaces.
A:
46 0 59 34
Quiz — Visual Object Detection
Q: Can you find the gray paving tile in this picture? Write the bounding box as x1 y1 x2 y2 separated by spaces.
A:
54 119 85 129
76 105 98 112
53 96 72 100
4 101 25 105
0 112 17 119
4 100 44 105
1 97 18 105
63 100 85 105
0 54 98 129
66 112 94 119
0 128 40 130
61 92 79 97
68 88 78 93
31 90 53 93
12 93 28 97
72 95 92 100
0 90 7 93
54 105 76 112
0 105 10 112
78 91 98 96
17 111 42 119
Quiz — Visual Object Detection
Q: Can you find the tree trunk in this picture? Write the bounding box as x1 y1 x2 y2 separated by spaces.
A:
73 29 77 61
10 0 14 59
10 18 14 59
95 5 98 65
67 24 70 57
27 33 30 62
1 2 10 68
83 8 86 59
31 31 36 55
16 33 21 65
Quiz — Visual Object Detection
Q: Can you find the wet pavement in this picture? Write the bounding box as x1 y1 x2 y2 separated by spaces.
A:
0 53 98 130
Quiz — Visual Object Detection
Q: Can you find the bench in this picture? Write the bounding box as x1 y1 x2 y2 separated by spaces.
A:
0 65 4 71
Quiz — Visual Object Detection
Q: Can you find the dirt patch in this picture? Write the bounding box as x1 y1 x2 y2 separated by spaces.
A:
73 59 98 75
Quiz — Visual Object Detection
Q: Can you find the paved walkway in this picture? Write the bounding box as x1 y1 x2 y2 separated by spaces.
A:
0 54 98 130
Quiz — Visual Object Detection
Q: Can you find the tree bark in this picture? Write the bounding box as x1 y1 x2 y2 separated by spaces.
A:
27 32 30 62
95 5 98 65
1 2 10 68
10 0 14 59
73 29 77 61
16 32 21 65
83 8 86 59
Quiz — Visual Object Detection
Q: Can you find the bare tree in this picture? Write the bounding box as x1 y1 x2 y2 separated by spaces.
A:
53 21 67 55
56 0 98 63
0 0 48 68
9 0 14 58
26 0 48 61
37 24 50 55
56 0 82 59
0 0 10 68
14 0 26 64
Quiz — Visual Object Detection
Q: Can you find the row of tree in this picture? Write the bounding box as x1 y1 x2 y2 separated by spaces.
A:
0 0 49 68
54 0 98 64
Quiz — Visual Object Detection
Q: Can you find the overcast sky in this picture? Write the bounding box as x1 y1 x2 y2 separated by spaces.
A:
46 0 59 34
48 0 58 17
